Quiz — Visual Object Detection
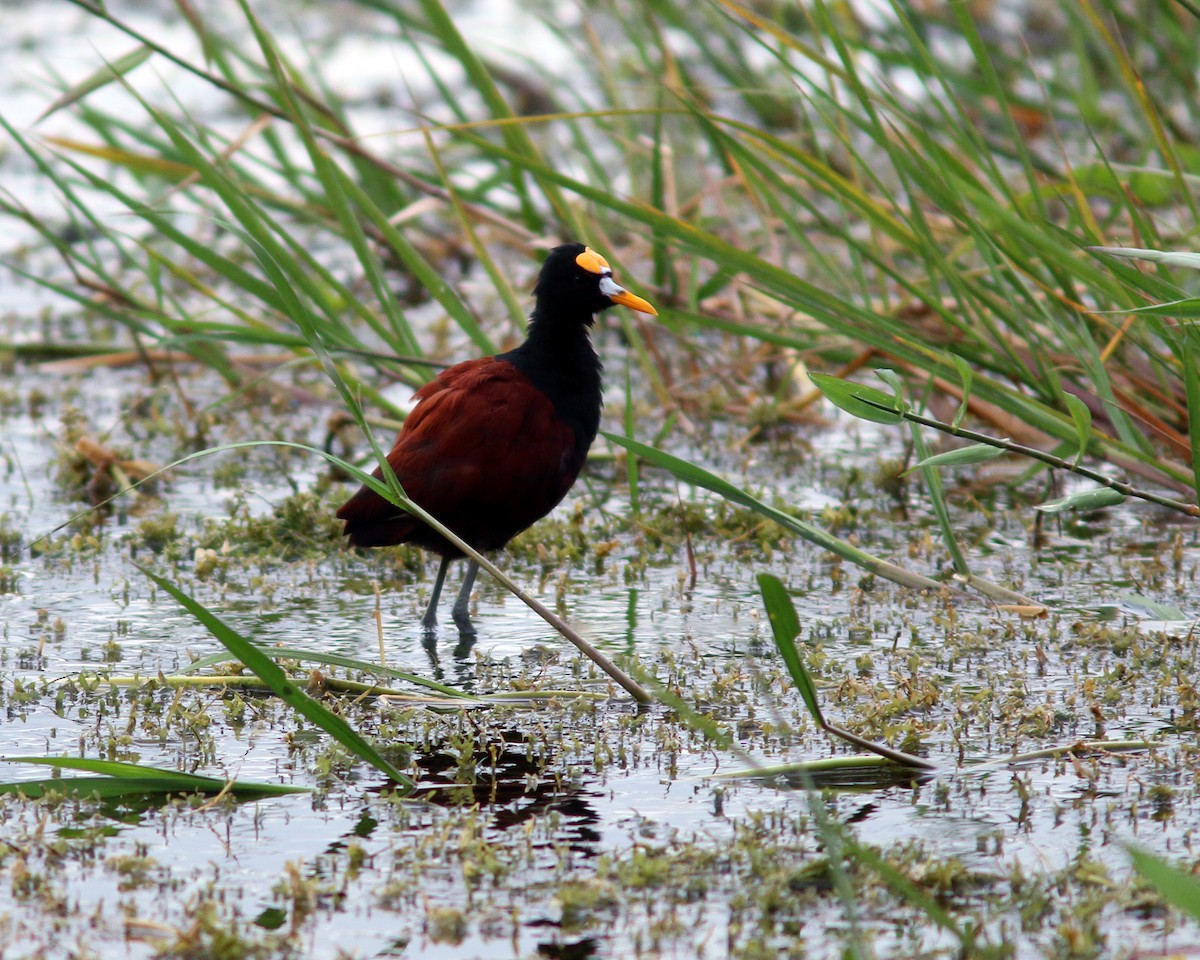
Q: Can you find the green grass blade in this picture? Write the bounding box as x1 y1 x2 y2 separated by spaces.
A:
949 354 974 430
0 777 209 800
1127 846 1200 921
623 366 640 514
1062 392 1094 466
845 837 974 948
606 432 946 593
180 647 472 698
757 574 822 726
904 444 1004 473
37 45 152 123
0 757 308 798
414 0 574 233
241 6 424 359
137 566 414 789
1035 488 1127 513
3 757 196 779
909 421 969 577
1180 332 1200 501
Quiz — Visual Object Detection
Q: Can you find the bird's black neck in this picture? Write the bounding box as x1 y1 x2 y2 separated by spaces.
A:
501 309 603 447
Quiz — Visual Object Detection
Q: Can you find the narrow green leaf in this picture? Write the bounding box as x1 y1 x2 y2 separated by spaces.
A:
138 566 414 789
338 172 486 354
0 757 307 798
875 368 905 398
37 46 152 123
1035 487 1127 513
809 373 905 424
711 755 918 784
1181 334 1200 502
624 365 639 514
2 757 192 780
909 421 969 577
126 87 405 360
0 777 214 800
605 432 948 592
43 136 195 178
847 839 972 945
1062 392 1093 466
1121 297 1200 318
1074 165 1179 205
903 443 1004 475
1090 245 1200 270
756 574 822 725
241 11 425 359
179 648 471 698
414 0 572 232
949 353 974 430
51 156 287 314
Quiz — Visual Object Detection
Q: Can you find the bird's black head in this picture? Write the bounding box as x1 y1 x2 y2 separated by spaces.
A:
532 242 657 323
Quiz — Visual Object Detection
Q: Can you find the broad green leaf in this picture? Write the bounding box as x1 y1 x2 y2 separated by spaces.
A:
1035 487 1126 513
809 373 905 424
3 757 192 780
0 777 222 800
903 443 1004 475
757 574 822 725
1114 593 1189 621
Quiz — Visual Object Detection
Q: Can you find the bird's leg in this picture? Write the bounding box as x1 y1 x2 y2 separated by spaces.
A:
450 559 479 635
422 556 452 631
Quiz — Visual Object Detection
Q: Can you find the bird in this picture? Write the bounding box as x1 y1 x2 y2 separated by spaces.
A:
336 242 657 634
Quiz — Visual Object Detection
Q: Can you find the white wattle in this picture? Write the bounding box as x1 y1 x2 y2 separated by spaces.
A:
598 276 624 298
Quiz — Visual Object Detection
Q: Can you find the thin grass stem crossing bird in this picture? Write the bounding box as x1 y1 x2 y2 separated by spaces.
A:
336 243 657 634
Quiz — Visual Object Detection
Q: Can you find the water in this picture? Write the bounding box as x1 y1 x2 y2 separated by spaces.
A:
2 2 1199 958
2 345 1193 958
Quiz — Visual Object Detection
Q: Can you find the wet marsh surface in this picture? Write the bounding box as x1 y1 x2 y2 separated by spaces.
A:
3 324 1198 959
4 2 1200 958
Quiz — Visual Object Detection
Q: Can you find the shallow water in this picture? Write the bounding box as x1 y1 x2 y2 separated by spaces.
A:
1 340 1196 958
3 2 1200 958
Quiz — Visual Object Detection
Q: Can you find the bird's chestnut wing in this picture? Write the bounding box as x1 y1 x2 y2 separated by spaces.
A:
337 358 583 550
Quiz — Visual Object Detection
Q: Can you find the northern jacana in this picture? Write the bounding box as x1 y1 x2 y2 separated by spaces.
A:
336 242 657 634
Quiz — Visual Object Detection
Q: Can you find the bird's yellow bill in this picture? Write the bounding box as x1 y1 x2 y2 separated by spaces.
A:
607 288 657 316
